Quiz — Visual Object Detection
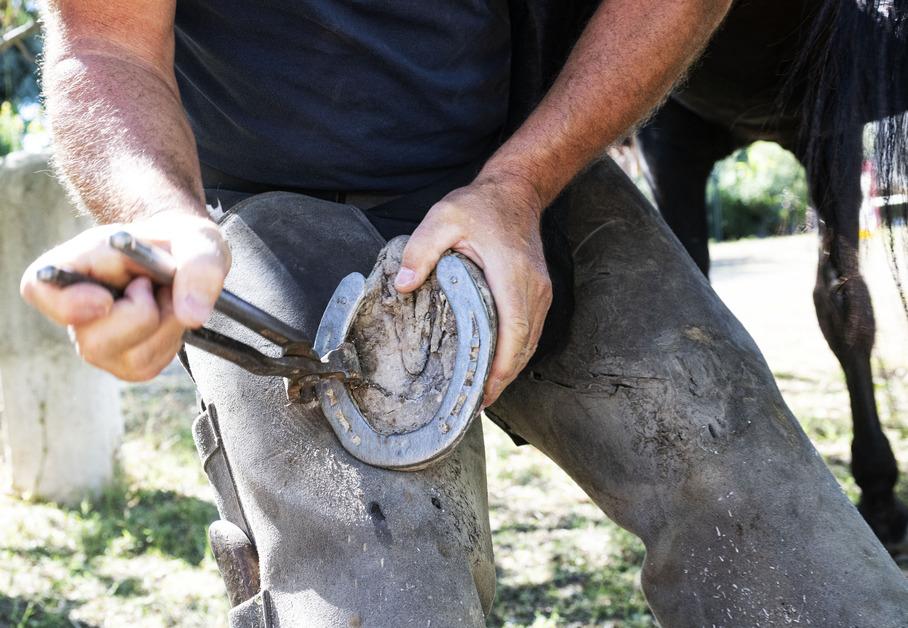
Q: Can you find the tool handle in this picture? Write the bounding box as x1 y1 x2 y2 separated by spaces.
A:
108 231 176 284
35 266 124 300
35 234 343 382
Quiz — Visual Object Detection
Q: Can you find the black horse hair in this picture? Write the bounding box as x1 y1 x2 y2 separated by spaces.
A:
801 1 907 189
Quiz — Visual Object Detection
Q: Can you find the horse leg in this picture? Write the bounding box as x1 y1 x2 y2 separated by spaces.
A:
798 131 908 549
636 98 739 276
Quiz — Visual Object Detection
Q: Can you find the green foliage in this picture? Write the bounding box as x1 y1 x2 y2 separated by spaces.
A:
0 99 23 154
1 1 37 24
0 373 227 627
58 372 217 566
0 594 92 628
707 141 809 240
489 526 653 627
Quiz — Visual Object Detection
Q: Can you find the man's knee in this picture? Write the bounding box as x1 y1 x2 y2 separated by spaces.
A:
189 357 495 625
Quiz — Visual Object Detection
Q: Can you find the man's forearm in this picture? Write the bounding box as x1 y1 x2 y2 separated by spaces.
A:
482 0 732 209
44 40 204 223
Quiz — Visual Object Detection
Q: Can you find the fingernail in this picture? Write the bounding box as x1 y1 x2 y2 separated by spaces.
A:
395 267 416 288
91 302 112 318
182 294 211 325
486 380 502 404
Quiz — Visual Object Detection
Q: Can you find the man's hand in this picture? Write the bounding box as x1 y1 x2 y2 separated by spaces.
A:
395 175 552 406
20 211 230 381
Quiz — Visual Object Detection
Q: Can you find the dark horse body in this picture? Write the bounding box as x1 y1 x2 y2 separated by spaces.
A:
636 0 908 548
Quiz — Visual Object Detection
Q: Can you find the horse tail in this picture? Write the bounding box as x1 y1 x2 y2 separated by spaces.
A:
793 0 908 317
795 1 907 190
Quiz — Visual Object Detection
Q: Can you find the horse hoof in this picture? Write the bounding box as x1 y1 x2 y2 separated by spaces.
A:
314 236 496 471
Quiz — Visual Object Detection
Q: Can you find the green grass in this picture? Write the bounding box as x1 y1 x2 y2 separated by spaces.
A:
76 482 217 565
0 368 227 628
1 357 906 627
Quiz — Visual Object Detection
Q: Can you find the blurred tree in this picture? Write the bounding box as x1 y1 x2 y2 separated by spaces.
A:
1 0 40 155
707 141 809 240
0 99 23 152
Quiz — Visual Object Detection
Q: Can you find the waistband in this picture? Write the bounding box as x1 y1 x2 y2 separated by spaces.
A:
201 163 402 210
200 157 486 239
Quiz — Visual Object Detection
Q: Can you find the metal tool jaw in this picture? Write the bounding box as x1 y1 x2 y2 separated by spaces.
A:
184 326 361 401
312 254 495 471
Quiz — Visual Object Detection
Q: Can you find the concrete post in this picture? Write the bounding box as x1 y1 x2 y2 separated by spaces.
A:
0 151 122 504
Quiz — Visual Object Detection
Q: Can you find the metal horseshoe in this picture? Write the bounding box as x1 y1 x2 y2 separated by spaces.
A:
313 254 496 471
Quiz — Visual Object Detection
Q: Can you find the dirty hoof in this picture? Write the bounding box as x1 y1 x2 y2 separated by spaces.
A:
349 238 462 435
314 236 496 470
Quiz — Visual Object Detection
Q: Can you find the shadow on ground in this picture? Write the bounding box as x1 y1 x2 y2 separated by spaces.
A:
489 552 651 628
74 479 217 565
486 502 654 627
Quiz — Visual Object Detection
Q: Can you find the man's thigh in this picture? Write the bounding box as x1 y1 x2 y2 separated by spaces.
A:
187 193 494 627
489 158 908 625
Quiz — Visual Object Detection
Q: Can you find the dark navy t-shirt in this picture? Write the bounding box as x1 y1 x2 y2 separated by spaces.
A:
174 1 511 193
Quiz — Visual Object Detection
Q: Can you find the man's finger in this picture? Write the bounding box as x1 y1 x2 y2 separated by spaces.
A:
395 215 461 293
21 279 115 326
482 273 536 405
70 277 161 364
115 288 187 381
169 220 230 328
481 254 553 406
27 225 135 281
19 226 139 325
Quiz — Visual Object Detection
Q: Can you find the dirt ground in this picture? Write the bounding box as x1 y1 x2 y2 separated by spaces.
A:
2 232 907 627
711 232 908 380
709 232 908 474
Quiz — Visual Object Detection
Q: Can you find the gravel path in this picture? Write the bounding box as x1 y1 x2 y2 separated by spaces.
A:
710 232 908 378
